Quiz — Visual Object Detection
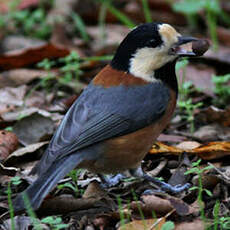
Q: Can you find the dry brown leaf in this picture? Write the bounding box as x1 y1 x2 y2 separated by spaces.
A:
157 133 187 143
37 196 112 216
131 195 173 217
93 215 111 230
217 26 230 47
0 0 39 13
118 218 165 230
13 112 55 145
0 130 18 161
2 35 45 53
0 43 69 70
192 142 230 160
0 69 56 88
149 141 230 160
83 181 108 199
177 64 215 97
176 141 201 150
149 142 183 155
0 85 27 115
0 163 18 176
175 218 205 230
197 106 230 127
193 124 230 141
168 197 189 216
86 25 130 50
192 174 220 190
2 107 52 122
126 0 186 25
4 141 48 166
204 45 230 65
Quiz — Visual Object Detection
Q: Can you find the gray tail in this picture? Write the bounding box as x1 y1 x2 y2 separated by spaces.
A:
13 153 83 213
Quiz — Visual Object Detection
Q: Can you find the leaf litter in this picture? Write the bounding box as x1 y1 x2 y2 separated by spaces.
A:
0 0 230 229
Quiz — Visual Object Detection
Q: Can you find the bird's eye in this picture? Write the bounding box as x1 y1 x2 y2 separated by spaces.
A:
146 39 158 48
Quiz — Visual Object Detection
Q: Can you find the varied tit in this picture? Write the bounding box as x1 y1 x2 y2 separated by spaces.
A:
13 22 200 212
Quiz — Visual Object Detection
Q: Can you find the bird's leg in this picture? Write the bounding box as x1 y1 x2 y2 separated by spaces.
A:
129 167 190 194
99 173 126 188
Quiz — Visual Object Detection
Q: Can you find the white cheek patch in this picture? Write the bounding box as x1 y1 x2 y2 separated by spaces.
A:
129 47 175 82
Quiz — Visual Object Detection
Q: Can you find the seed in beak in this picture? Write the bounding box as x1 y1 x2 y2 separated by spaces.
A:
192 39 210 56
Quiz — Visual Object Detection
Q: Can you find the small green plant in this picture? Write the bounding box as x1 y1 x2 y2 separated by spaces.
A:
7 179 15 230
57 182 76 192
172 0 228 50
141 0 152 23
97 0 136 28
219 217 230 230
213 200 220 230
213 200 230 230
37 58 56 88
0 8 51 39
131 190 145 224
4 126 13 131
212 74 230 108
11 176 22 186
176 59 202 133
7 176 22 230
162 221 175 230
57 169 83 196
35 53 113 96
72 12 90 43
179 81 193 100
176 59 191 101
27 58 56 94
178 99 203 133
98 1 108 46
22 193 42 230
117 195 127 229
41 216 69 230
59 51 83 83
185 159 213 225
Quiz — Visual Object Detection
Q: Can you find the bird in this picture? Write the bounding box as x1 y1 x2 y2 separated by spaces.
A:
13 22 199 213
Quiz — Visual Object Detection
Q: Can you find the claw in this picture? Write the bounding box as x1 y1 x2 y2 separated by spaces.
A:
100 173 126 188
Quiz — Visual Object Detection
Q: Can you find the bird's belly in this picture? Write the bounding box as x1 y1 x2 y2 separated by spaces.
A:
80 88 176 174
83 122 166 174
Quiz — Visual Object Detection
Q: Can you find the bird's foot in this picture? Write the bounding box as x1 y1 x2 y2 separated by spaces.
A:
142 174 190 194
99 173 126 188
129 167 190 194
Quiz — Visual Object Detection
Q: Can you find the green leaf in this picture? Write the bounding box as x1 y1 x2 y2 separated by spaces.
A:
172 0 205 14
83 55 113 62
201 165 214 172
33 9 45 21
57 182 76 192
72 13 90 42
99 0 136 28
204 189 212 197
11 176 22 185
55 224 69 230
5 126 13 131
189 186 198 191
42 216 55 224
176 59 189 71
185 168 199 175
192 159 202 167
141 0 152 23
162 221 175 230
204 0 221 13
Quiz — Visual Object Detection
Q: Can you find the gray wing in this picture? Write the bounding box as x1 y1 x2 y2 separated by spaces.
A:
33 82 170 175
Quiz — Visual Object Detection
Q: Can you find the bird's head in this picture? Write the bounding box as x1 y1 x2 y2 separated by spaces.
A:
111 23 198 82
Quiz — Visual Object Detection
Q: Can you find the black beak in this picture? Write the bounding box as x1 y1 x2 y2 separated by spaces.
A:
169 36 198 57
177 36 198 45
